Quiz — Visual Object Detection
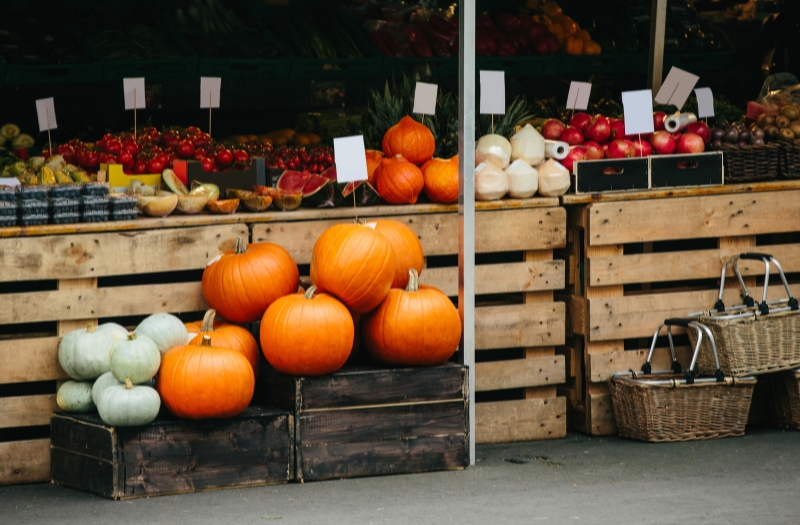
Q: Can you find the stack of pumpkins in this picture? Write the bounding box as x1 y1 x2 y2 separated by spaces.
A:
365 116 460 205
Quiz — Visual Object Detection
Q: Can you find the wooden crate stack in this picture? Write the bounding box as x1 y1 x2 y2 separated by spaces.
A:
558 183 800 435
0 218 246 485
252 199 568 443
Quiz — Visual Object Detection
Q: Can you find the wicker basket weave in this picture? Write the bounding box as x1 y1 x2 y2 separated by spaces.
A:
767 370 800 430
779 142 800 179
720 143 781 183
609 375 755 442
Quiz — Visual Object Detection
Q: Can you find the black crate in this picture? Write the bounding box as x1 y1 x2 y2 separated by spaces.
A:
50 407 294 500
573 158 650 193
650 151 724 189
186 157 266 195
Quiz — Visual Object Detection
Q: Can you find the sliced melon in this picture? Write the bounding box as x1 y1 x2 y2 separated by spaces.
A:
162 169 188 195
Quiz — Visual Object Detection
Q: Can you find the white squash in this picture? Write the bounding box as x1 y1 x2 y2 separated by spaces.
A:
537 159 571 197
504 159 539 199
475 134 512 168
110 332 161 385
135 313 188 355
58 323 128 380
510 124 545 166
475 162 508 201
57 380 95 413
97 378 161 427
92 371 122 406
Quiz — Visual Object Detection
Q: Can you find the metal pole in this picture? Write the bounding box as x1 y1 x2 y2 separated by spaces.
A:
458 0 476 466
647 0 667 93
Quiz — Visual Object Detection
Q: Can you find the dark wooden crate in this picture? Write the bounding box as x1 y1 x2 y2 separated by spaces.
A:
50 407 293 499
258 364 469 482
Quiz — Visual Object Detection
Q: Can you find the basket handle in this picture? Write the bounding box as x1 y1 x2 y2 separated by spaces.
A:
723 254 798 315
641 319 724 384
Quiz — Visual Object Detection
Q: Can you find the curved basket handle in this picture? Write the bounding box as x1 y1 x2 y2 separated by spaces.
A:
640 319 724 384
728 254 797 315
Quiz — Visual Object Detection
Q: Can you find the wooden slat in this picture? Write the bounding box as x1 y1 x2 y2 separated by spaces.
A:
589 244 800 287
475 303 565 350
0 439 50 485
0 394 57 429
0 337 65 384
475 397 566 443
0 224 247 282
252 207 566 264
586 347 694 383
420 261 565 296
588 283 800 341
587 190 800 246
587 390 616 436
522 250 558 400
57 278 98 337
475 356 565 391
0 282 207 325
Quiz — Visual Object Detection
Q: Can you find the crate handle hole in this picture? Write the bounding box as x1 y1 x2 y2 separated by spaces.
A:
676 161 699 170
602 167 624 175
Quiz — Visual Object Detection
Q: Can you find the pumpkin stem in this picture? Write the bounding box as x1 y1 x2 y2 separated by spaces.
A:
201 335 212 347
406 269 419 292
124 377 133 390
127 332 137 341
234 236 247 254
395 154 403 160
304 286 317 300
86 323 96 333
200 309 217 332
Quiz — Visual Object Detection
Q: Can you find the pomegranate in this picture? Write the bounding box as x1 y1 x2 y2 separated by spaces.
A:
610 120 632 140
606 139 636 159
585 115 612 143
562 146 587 173
560 126 585 146
541 119 566 140
632 138 653 157
583 141 604 160
650 131 676 155
685 122 711 145
569 112 593 131
676 133 706 154
653 112 668 132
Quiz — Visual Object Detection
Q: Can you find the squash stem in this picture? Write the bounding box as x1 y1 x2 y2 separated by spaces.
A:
406 269 419 292
201 335 212 347
127 332 137 341
234 236 247 254
86 323 96 333
304 286 316 300
125 377 133 390
200 309 217 332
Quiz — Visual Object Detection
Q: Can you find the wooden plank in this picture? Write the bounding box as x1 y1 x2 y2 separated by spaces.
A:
252 207 566 264
50 448 117 498
420 260 565 296
588 283 800 341
586 347 694 383
0 337 66 384
475 397 566 443
475 356 565 391
587 191 800 246
0 439 50 485
0 394 57 429
0 282 207 325
564 294 587 337
523 250 558 400
589 243 799 287
57 278 98 337
587 390 617 436
0 224 247 282
475 303 565 350
560 179 800 205
50 413 116 462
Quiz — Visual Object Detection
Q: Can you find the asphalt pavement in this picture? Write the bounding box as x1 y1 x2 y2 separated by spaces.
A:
1 427 798 525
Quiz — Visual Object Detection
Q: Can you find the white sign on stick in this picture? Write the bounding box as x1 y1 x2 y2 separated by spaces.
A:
566 81 592 111
200 77 221 108
123 78 146 110
621 90 655 136
479 70 505 114
0 178 21 187
655 67 699 109
695 88 715 118
413 82 438 115
35 98 57 132
333 135 368 183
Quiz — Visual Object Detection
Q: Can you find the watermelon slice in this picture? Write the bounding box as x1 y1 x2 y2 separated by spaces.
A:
276 170 334 208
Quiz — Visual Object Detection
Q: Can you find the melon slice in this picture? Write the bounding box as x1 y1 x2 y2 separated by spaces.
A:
276 170 335 208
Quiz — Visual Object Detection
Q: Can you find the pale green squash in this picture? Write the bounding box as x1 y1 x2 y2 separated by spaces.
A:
97 378 161 426
58 323 128 380
56 380 95 413
110 332 161 385
135 313 188 355
92 371 122 406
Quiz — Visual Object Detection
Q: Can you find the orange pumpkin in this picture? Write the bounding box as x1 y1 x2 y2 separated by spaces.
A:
372 219 424 289
202 237 299 323
189 309 259 376
310 223 396 314
260 286 353 376
158 336 254 419
375 155 424 205
421 155 459 204
363 269 461 366
365 149 383 186
382 116 435 165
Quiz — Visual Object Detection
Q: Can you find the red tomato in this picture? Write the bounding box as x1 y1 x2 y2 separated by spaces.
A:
215 148 233 167
134 160 148 174
232 149 249 163
201 158 216 172
118 151 134 168
147 158 165 173
185 126 201 136
176 139 195 158
192 133 210 148
104 139 123 155
123 139 139 156
84 150 100 169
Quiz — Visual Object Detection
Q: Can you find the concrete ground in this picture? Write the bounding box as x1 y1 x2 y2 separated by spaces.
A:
1 428 798 525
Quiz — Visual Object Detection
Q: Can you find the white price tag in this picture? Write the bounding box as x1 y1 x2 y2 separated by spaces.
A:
413 82 438 115
200 77 221 108
123 78 146 110
479 71 505 115
333 136 369 183
655 67 699 109
35 97 57 132
566 81 592 111
621 90 655 136
695 88 715 119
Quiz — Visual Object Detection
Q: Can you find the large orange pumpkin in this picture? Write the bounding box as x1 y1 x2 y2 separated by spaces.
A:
363 269 461 366
382 116 435 165
189 309 259 377
365 149 383 186
158 336 254 419
202 237 299 323
375 155 424 205
372 219 424 289
422 155 459 204
310 223 396 314
260 286 353 376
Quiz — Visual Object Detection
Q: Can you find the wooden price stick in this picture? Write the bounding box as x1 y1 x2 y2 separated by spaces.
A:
133 88 137 142
208 92 212 138
45 108 52 154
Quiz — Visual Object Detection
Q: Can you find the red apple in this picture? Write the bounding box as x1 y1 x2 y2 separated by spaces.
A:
606 139 636 159
562 146 587 173
583 140 604 160
653 111 668 132
570 112 593 131
650 131 677 154
560 126 585 146
685 122 711 145
676 132 706 154
542 119 566 140
632 138 653 157
585 115 612 143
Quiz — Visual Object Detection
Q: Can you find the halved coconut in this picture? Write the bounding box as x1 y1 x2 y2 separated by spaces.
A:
176 194 208 214
143 193 178 217
206 198 239 214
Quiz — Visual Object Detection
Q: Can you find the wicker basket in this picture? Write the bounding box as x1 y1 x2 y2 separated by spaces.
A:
779 142 800 179
720 143 781 183
767 370 800 430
